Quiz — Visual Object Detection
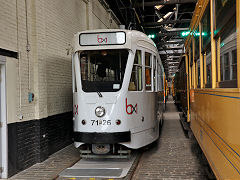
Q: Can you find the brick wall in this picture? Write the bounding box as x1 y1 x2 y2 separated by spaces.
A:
0 0 120 177
0 0 119 123
8 112 73 177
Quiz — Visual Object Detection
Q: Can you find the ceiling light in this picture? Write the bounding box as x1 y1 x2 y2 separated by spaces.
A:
157 11 173 23
155 5 164 10
163 12 173 19
157 18 163 23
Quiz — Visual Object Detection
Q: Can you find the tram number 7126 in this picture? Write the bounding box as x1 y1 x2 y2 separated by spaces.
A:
91 120 111 126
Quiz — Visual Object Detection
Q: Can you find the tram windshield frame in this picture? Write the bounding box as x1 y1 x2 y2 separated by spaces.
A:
79 49 129 92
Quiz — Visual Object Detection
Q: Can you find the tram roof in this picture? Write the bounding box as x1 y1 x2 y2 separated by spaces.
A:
72 29 157 53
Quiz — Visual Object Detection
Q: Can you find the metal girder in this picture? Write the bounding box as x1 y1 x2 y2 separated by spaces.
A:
159 49 184 54
165 28 189 32
158 47 183 51
156 32 181 37
159 52 183 56
165 60 180 63
157 41 184 46
144 12 193 17
143 19 191 26
137 0 197 7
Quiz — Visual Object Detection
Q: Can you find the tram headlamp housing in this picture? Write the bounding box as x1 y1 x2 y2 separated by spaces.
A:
95 106 106 117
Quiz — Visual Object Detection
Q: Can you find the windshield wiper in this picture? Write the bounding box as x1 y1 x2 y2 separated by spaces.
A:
97 91 103 97
91 81 103 98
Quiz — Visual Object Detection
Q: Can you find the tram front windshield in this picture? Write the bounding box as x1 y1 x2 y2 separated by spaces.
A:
79 49 128 92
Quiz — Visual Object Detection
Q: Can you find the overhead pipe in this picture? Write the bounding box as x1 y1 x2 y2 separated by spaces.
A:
137 0 197 7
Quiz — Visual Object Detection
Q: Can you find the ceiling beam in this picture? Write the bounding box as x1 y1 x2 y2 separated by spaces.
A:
158 47 184 51
137 0 197 7
144 12 193 17
159 49 184 53
157 41 184 45
159 52 183 55
156 32 180 37
143 19 191 26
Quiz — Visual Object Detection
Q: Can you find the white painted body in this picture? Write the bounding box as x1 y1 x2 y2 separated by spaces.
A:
72 29 165 149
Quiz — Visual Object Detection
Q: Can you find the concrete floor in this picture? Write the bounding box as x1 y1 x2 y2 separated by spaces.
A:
132 96 208 180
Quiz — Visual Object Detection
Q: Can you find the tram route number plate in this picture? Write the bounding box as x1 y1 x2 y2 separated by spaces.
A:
91 120 111 126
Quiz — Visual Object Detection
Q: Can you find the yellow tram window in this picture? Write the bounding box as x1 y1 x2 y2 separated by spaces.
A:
197 60 200 88
220 55 223 81
232 49 237 80
224 53 230 80
215 0 237 88
129 50 142 91
206 49 212 87
201 4 212 88
194 28 200 88
201 5 211 50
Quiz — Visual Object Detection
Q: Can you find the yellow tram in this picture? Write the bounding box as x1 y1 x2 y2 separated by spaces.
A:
183 0 240 179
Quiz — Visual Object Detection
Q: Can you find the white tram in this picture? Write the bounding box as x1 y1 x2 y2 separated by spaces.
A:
72 29 165 156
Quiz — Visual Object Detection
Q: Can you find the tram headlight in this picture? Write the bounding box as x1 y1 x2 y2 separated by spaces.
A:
95 106 106 117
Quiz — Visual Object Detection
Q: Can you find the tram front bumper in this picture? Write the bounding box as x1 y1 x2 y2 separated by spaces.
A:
73 131 131 144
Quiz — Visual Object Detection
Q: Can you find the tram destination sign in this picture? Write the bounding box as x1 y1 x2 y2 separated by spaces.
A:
79 31 126 46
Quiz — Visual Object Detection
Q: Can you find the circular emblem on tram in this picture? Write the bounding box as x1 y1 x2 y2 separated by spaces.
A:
95 106 106 117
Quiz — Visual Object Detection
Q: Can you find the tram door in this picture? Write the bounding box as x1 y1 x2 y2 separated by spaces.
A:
0 56 7 178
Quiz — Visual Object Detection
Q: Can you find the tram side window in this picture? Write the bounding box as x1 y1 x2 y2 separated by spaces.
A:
220 55 223 81
201 3 212 88
158 64 163 91
145 52 152 91
197 60 200 88
215 0 237 87
153 56 157 91
206 50 212 87
232 49 237 80
129 50 142 91
201 4 211 50
73 67 77 92
224 53 230 80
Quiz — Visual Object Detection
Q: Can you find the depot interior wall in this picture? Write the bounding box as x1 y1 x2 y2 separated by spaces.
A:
91 0 119 29
0 0 36 123
0 1 17 52
44 0 88 116
0 0 119 124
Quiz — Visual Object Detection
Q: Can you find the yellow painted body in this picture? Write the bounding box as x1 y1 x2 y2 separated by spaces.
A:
190 88 240 179
183 0 240 178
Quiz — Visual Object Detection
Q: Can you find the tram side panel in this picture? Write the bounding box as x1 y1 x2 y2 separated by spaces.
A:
190 90 240 179
190 33 240 179
188 16 239 180
177 0 240 178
